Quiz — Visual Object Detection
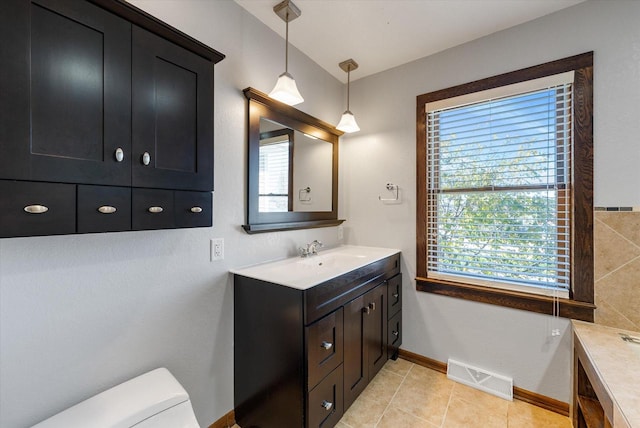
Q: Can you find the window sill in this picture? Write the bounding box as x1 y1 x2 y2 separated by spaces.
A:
416 277 595 322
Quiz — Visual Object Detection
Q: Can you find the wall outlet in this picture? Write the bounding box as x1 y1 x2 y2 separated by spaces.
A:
337 225 344 241
210 238 224 261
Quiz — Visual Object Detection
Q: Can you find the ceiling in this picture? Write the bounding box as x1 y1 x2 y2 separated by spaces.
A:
234 0 585 83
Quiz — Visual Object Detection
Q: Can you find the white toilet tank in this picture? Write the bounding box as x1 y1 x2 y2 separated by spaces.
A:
32 368 200 428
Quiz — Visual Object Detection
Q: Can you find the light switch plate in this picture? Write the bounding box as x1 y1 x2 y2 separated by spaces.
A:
211 238 224 261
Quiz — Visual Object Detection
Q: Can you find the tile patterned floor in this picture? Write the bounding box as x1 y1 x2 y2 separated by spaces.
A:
233 357 573 428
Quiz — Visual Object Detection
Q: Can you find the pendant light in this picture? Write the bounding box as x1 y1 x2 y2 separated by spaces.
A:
336 59 360 133
269 0 304 106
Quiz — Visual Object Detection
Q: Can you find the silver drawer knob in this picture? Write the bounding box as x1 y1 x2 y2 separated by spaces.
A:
115 147 124 162
363 306 371 315
24 204 48 214
98 206 117 214
190 206 203 213
321 341 333 350
148 206 163 213
321 400 333 411
369 302 376 311
392 293 399 298
392 330 399 337
142 152 151 166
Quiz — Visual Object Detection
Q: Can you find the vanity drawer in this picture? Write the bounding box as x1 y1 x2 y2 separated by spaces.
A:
132 188 174 230
175 190 212 228
77 185 131 234
387 311 402 359
307 364 343 428
307 307 343 390
0 180 75 238
387 273 402 319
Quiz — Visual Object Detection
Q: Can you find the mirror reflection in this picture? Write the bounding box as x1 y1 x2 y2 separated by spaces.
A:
259 118 333 213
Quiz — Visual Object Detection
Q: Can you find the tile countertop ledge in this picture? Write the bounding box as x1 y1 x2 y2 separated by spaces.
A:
572 320 640 428
229 245 401 290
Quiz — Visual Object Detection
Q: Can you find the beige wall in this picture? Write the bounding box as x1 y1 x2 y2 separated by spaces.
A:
594 211 640 331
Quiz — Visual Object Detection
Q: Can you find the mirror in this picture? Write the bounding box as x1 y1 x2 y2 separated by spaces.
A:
243 88 345 233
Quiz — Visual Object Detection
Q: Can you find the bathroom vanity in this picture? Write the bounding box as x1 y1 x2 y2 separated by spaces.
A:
573 321 640 428
232 246 402 428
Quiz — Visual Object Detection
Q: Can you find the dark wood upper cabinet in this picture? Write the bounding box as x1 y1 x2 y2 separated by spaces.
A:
0 0 132 186
0 0 224 238
132 26 214 191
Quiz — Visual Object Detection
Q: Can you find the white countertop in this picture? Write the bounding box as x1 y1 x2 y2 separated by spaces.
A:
573 320 640 428
230 245 400 290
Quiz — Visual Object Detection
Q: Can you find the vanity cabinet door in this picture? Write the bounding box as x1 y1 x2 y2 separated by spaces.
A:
132 26 214 192
0 0 132 186
366 283 388 381
343 282 387 410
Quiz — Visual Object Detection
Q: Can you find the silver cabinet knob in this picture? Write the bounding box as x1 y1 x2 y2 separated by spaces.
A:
321 400 333 411
148 206 163 213
190 206 203 213
363 306 371 315
321 341 333 350
392 293 399 299
369 302 376 311
24 205 48 214
98 206 117 214
392 330 399 337
114 147 124 162
142 152 151 166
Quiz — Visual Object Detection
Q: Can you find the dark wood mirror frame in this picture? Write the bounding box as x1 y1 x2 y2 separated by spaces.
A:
242 87 345 234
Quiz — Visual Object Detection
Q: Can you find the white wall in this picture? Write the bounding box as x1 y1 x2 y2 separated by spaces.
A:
0 1 343 427
341 0 640 402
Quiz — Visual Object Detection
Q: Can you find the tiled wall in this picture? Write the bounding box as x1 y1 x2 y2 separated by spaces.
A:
594 211 640 331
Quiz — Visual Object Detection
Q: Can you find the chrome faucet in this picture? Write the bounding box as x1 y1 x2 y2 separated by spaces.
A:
300 240 323 257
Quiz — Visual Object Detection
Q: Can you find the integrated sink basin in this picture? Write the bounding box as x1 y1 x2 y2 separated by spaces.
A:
230 245 400 290
621 333 640 358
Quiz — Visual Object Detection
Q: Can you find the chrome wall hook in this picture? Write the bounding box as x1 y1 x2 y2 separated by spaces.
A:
379 183 399 201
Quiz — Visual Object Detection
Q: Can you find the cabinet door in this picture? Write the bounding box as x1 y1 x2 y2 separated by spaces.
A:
343 283 388 410
0 0 131 186
343 292 368 410
365 283 388 381
132 26 214 191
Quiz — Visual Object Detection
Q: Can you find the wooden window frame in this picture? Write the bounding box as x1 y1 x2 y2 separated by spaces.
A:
258 128 295 212
416 52 595 321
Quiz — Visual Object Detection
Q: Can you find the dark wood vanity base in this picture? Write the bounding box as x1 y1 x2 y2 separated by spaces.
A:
234 253 402 428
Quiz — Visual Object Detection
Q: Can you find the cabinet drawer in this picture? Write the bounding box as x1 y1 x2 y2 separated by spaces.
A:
0 180 75 238
307 307 343 390
132 188 174 230
175 191 211 228
78 185 131 234
387 273 402 319
387 311 402 359
307 364 343 428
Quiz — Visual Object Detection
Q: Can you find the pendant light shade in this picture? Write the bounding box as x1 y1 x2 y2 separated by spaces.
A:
270 72 304 105
336 111 360 133
336 59 360 133
269 0 303 106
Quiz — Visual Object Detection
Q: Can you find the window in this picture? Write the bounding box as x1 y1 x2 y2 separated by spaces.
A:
416 53 594 321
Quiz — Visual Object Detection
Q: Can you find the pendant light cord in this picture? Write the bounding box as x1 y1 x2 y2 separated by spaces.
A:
285 13 289 74
346 68 351 111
